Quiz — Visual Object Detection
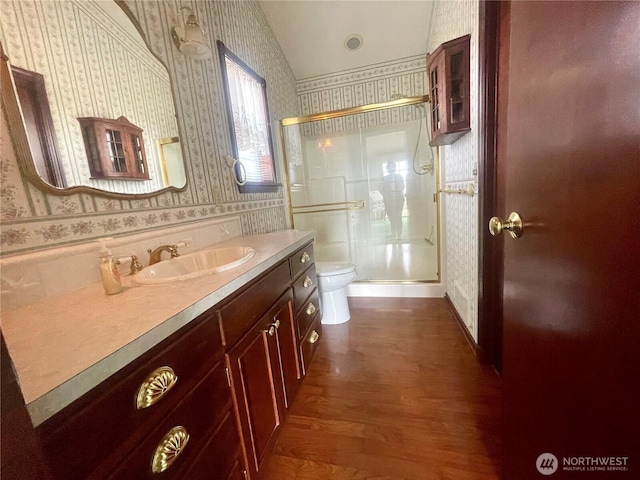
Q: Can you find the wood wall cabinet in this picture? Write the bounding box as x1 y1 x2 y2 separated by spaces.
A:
427 34 471 146
78 116 150 180
34 241 321 480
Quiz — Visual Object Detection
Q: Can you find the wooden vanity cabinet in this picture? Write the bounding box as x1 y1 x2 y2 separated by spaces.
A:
427 34 471 146
225 291 298 478
220 241 320 480
34 240 321 480
36 308 227 480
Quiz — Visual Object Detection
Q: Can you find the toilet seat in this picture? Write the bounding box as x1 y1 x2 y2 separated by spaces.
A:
316 262 356 276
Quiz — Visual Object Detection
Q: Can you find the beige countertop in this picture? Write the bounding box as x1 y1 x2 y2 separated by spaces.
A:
1 230 314 426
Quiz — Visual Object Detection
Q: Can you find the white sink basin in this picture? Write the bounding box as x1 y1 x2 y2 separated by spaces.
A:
133 246 255 285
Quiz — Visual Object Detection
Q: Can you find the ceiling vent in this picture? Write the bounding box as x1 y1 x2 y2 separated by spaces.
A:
344 34 363 51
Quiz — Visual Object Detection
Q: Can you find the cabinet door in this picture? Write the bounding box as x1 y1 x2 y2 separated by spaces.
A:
227 290 301 479
227 314 284 478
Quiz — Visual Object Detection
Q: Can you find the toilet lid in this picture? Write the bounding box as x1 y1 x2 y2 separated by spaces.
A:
315 262 356 276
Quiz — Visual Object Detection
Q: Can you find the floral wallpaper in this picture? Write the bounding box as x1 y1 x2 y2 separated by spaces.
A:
297 54 428 117
427 0 480 340
0 0 296 256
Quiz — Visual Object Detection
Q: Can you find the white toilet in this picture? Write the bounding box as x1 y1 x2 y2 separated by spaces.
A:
316 262 357 325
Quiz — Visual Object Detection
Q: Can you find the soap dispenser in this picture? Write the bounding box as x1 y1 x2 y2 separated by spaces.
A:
98 239 122 295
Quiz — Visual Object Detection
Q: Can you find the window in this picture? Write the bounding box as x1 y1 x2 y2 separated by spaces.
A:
217 41 278 193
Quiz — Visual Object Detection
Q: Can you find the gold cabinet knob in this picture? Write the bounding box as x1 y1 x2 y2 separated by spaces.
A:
309 330 320 344
151 426 189 473
135 366 178 409
303 276 313 288
265 318 280 337
489 212 524 239
300 252 311 263
306 303 317 316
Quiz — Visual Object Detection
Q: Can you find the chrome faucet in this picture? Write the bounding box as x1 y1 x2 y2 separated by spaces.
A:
147 244 180 265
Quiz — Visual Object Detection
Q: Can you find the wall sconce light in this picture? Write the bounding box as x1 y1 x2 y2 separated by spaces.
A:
172 6 212 60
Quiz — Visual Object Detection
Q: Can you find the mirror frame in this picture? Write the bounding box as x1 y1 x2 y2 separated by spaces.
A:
0 1 188 200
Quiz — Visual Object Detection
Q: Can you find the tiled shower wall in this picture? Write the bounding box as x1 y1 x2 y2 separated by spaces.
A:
0 0 296 256
428 0 480 340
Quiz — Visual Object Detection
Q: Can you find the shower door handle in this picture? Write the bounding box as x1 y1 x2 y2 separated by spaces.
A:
489 212 524 239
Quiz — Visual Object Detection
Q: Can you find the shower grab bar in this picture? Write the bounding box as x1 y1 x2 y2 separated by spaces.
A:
292 200 365 214
437 184 475 197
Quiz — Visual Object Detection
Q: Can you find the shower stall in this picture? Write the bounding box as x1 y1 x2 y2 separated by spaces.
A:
280 95 440 290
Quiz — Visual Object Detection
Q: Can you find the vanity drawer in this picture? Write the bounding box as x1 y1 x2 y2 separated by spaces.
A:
289 243 315 280
292 263 317 310
300 316 322 376
38 309 224 480
107 364 233 479
218 261 290 348
296 289 320 340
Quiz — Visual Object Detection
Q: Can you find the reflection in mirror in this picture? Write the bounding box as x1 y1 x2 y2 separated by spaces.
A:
0 0 187 196
157 137 186 187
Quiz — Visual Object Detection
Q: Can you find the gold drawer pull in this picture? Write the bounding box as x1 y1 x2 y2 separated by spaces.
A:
309 330 320 344
152 426 189 473
306 302 317 316
135 366 178 409
303 276 313 288
300 252 311 263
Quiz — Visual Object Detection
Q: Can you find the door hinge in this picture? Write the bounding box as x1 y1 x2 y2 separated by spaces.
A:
224 367 231 387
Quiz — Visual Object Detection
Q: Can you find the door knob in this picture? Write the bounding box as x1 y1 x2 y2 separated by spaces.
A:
489 212 524 238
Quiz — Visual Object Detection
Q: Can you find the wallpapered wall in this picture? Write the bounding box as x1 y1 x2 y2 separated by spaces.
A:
297 54 428 115
427 0 480 340
294 54 429 158
1 0 177 194
0 0 297 256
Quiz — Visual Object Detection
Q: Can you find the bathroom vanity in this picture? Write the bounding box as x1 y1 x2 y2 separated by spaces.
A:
1 230 321 479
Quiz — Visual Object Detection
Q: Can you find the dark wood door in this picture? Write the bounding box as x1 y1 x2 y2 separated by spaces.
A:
499 2 640 478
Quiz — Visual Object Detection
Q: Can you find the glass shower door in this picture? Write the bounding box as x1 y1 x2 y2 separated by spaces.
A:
282 99 438 283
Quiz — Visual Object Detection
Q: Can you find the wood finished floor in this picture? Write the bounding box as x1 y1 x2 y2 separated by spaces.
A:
260 298 502 480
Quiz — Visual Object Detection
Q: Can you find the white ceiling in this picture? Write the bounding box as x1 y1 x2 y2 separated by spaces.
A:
258 1 434 80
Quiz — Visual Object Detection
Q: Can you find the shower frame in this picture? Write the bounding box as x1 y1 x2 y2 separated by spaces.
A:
279 94 441 284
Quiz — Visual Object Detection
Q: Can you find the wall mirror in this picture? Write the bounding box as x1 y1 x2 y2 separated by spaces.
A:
0 0 187 198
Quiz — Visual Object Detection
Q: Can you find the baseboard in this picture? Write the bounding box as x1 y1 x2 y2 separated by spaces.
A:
347 282 446 298
444 293 488 364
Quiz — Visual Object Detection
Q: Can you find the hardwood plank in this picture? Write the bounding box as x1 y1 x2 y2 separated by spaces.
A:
259 298 501 480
